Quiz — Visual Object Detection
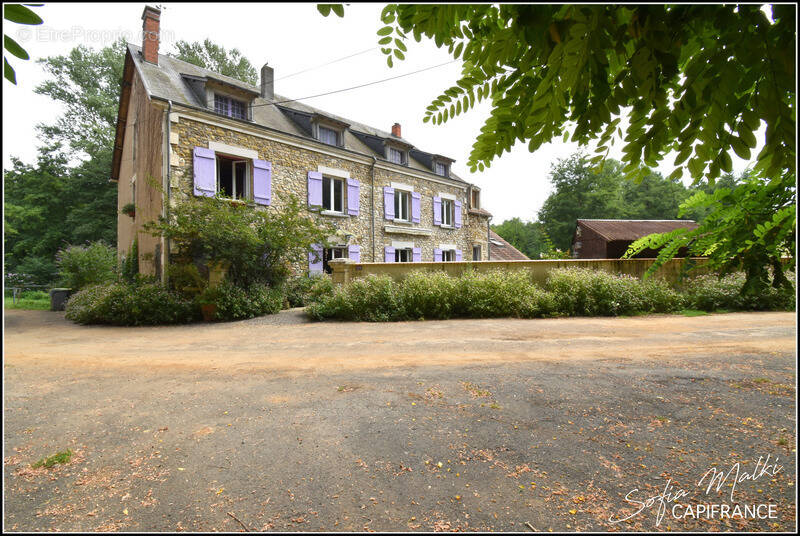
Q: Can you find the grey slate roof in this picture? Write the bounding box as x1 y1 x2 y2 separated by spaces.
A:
128 43 466 183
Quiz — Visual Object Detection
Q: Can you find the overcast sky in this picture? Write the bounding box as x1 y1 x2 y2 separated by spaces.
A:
2 3 763 222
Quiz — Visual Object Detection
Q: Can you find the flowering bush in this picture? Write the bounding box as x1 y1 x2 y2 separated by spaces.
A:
197 280 284 321
56 241 117 290
681 272 795 311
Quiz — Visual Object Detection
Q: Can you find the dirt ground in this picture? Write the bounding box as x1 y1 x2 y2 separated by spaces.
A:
3 309 797 531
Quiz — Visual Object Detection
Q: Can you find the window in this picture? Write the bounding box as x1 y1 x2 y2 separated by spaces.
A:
435 161 449 177
318 126 339 146
394 190 411 222
441 199 454 227
388 147 406 165
471 189 480 209
442 249 455 262
214 94 247 120
472 245 481 261
216 154 249 200
323 247 347 274
395 248 413 263
322 176 344 212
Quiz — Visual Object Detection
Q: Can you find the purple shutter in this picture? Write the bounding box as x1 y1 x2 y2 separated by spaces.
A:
308 171 323 207
411 192 421 223
383 187 395 220
433 197 442 226
347 178 360 216
454 201 462 228
309 244 323 273
433 248 443 262
412 247 421 262
348 244 360 262
253 159 271 205
384 246 395 262
193 147 216 197
455 249 463 261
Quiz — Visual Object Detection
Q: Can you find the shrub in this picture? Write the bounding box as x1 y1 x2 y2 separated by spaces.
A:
545 268 665 316
167 262 207 298
65 281 197 326
200 280 284 321
284 273 330 308
681 272 796 311
119 239 139 283
308 274 403 322
452 270 555 318
400 271 458 319
56 241 116 290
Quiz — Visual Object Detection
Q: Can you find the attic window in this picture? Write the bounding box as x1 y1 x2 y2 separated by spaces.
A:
318 126 340 146
435 161 449 177
388 147 407 165
214 94 247 120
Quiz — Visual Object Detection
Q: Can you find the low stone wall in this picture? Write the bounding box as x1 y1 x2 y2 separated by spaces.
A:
328 257 713 286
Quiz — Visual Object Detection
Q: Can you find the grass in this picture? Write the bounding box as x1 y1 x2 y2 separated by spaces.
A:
679 309 709 317
4 295 50 310
31 449 72 469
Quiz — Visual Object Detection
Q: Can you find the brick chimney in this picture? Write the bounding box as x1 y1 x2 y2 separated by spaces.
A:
391 123 402 137
141 5 161 65
261 63 274 100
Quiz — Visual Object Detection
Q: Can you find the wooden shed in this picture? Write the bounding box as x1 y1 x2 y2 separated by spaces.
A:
570 219 699 259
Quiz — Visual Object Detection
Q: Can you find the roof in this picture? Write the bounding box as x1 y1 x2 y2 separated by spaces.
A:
576 219 699 242
489 231 530 261
122 43 468 184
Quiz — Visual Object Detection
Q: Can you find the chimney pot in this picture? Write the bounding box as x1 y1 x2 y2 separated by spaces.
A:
391 123 401 138
261 64 274 101
141 5 161 65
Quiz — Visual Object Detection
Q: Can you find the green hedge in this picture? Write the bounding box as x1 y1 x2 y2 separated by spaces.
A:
65 282 198 326
205 280 284 321
306 268 795 322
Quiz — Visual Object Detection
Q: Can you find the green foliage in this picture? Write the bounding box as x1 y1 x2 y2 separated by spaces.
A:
625 169 796 294
65 282 199 326
4 290 51 311
120 239 139 283
146 195 332 288
56 241 117 290
32 450 72 469
199 280 284 321
491 218 546 259
307 267 792 322
283 273 330 308
166 261 206 298
172 39 258 85
4 4 43 84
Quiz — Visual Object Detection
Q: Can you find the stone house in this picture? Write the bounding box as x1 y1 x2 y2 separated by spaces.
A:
112 6 494 279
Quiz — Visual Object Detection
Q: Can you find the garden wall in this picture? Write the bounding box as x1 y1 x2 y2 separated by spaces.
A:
328 257 713 286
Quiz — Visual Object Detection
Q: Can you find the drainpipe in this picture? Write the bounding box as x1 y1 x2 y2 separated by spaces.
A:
487 215 492 260
164 100 172 282
370 155 377 262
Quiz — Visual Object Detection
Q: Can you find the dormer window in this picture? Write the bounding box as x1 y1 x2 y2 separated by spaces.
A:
318 125 339 146
214 94 247 120
435 161 449 177
388 147 407 165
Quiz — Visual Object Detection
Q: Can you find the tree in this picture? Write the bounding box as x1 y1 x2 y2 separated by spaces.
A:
320 4 795 291
491 218 546 259
173 39 258 85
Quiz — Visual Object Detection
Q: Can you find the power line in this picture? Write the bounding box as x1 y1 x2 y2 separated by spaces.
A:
255 59 459 108
271 47 375 83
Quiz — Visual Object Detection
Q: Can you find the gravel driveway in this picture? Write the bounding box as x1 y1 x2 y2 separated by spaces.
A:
3 310 796 531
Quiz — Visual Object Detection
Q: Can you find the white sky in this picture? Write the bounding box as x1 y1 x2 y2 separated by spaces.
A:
2 2 763 223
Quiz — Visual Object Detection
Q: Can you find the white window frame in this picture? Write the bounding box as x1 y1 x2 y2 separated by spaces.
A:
318 125 340 146
323 246 347 273
472 244 481 261
394 189 411 222
322 175 345 213
441 198 454 227
215 154 251 201
442 249 455 262
434 161 449 177
395 248 413 263
388 146 406 165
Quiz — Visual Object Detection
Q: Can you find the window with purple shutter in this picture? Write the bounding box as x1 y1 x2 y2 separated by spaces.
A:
384 246 395 263
412 247 421 262
347 178 360 216
433 197 442 226
253 159 271 205
193 147 216 197
383 187 395 220
454 200 462 228
309 244 323 273
455 249 463 261
308 171 323 207
411 192 421 223
348 244 360 262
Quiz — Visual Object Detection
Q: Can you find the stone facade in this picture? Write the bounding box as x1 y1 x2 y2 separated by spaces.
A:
168 113 490 270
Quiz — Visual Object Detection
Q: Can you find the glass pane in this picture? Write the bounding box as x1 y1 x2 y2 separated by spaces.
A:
334 179 343 212
322 177 332 210
218 158 233 197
